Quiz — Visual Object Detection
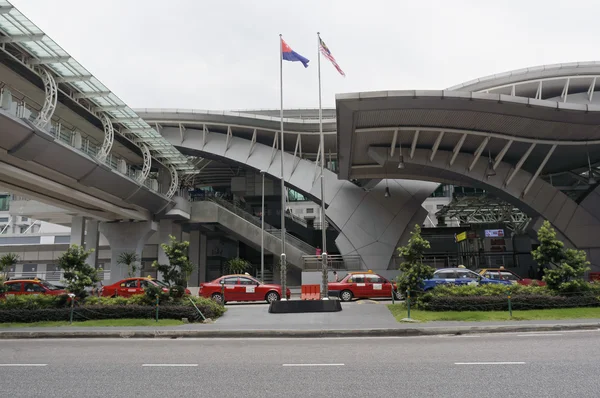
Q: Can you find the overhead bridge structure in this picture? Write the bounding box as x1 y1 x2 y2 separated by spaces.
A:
336 62 600 268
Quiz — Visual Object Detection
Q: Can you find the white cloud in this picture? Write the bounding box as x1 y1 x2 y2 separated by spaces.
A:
10 0 600 110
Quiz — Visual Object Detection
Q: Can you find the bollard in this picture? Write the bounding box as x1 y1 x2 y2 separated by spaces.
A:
155 294 159 323
507 287 512 318
69 295 75 324
391 286 395 304
406 288 411 319
220 279 225 306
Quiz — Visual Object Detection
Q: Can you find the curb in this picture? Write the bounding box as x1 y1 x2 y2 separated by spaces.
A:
0 322 599 339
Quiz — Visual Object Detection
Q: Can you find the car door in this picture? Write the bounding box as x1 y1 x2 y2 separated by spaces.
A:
456 270 480 286
4 281 22 297
23 282 46 296
350 274 367 297
221 277 239 301
238 277 261 301
119 279 140 297
366 274 387 298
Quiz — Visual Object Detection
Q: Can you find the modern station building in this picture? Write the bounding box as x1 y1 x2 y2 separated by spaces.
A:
0 2 599 288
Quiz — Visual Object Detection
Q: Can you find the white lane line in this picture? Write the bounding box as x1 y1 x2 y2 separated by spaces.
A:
517 333 563 337
142 364 198 367
282 363 345 367
455 362 525 365
0 364 47 367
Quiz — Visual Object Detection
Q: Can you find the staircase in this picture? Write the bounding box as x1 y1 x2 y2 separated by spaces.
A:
190 197 315 269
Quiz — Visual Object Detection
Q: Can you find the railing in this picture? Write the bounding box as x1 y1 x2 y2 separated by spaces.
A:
6 270 111 283
195 195 317 254
0 86 159 193
302 255 363 271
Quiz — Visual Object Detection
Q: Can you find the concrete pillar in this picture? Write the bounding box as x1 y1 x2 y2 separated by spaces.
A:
14 263 23 277
99 221 157 283
189 230 200 286
85 219 100 268
70 216 85 246
37 264 47 279
199 233 207 283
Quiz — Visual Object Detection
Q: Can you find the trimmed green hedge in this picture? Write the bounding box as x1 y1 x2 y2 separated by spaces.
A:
419 294 600 311
0 295 226 323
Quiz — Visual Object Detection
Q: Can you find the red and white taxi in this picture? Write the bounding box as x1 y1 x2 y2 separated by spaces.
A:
101 277 191 298
328 271 401 302
199 274 291 304
1 279 66 297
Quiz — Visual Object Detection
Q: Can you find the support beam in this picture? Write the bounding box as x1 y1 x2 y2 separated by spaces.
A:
137 144 152 183
94 105 127 112
29 56 71 65
561 78 570 102
178 123 186 144
70 216 85 246
33 68 58 130
85 219 100 268
291 133 302 175
201 124 208 148
390 128 398 157
0 34 44 43
410 130 419 159
494 139 513 170
55 75 92 83
73 91 110 99
270 132 279 166
430 131 445 162
505 143 536 187
450 133 466 166
224 126 232 154
248 128 257 158
589 77 597 102
468 137 490 171
96 114 114 163
522 144 557 197
165 165 179 199
535 81 542 100
511 85 516 96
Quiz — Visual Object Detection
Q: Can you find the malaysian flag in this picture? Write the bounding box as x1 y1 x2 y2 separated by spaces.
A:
319 37 345 77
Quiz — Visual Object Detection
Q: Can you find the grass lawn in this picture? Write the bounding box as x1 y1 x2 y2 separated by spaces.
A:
0 318 185 328
388 304 600 322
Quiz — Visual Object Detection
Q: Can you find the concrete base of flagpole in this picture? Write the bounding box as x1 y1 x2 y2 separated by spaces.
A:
269 300 342 314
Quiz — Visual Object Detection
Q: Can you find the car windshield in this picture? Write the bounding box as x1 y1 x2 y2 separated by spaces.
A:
153 280 169 287
487 272 519 281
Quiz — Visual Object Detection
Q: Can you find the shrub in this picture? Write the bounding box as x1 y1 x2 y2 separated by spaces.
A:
179 296 227 319
426 283 551 297
396 225 434 297
144 285 170 303
0 305 200 323
56 245 102 298
418 294 600 311
0 294 67 310
169 285 186 299
152 235 194 286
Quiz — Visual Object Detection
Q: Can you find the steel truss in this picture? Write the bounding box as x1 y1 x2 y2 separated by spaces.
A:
32 68 57 130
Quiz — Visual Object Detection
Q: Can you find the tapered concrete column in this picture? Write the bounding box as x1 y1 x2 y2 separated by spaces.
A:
70 216 85 246
85 219 100 268
99 221 157 283
189 230 200 286
199 233 207 283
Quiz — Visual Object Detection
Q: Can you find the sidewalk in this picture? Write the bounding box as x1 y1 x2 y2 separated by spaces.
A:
1 302 599 339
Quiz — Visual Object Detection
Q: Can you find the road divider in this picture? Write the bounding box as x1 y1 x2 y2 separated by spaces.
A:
282 363 344 367
454 362 525 365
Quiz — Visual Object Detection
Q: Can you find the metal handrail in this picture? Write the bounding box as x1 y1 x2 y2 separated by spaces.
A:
7 270 111 282
203 196 317 254
301 254 363 271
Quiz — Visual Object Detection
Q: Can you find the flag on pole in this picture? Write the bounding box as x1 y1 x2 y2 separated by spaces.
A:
281 38 310 68
319 37 345 76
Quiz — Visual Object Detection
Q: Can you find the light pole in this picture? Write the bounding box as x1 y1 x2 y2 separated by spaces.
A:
260 170 266 283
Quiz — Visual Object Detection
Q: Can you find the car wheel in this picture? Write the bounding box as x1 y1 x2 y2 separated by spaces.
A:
340 290 353 302
211 293 224 304
394 290 404 300
266 291 280 303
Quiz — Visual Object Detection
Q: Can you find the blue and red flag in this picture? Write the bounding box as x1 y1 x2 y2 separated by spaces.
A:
281 38 310 68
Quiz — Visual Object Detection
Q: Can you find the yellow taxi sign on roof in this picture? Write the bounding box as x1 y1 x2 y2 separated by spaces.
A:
147 275 153 279
348 270 374 275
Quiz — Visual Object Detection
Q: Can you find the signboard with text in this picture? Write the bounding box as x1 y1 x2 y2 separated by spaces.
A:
484 229 505 238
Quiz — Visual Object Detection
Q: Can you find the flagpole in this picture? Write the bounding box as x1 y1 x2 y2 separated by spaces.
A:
279 34 287 299
317 32 328 300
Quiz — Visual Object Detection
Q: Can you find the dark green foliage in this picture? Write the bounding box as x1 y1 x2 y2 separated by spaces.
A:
118 251 140 278
169 285 186 299
0 294 69 310
532 221 590 293
56 245 102 298
227 257 249 274
144 285 170 303
152 235 195 286
0 253 19 279
396 225 435 296
418 294 600 312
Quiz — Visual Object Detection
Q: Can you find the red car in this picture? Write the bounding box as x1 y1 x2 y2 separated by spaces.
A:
1 279 66 297
328 271 402 302
101 277 191 298
199 274 291 304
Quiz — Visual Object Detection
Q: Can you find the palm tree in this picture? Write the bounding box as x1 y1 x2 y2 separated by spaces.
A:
0 252 19 280
118 252 140 277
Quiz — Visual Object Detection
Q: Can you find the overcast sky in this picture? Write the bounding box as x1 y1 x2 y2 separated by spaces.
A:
9 0 600 111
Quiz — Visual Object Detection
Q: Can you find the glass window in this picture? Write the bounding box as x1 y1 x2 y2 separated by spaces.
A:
0 194 9 212
457 271 479 279
349 275 365 283
366 275 384 283
6 282 21 292
124 280 138 288
239 277 257 285
434 271 456 279
222 277 238 285
24 283 45 292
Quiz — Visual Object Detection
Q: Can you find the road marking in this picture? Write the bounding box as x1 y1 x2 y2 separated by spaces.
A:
517 333 563 337
0 364 47 367
282 363 344 367
455 362 525 365
142 364 198 367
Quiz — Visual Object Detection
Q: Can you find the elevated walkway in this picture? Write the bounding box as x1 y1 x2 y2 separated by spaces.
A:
190 198 315 269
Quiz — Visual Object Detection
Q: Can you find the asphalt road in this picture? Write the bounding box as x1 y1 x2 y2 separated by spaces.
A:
1 330 599 397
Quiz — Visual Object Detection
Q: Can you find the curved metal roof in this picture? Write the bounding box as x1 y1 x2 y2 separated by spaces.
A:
447 61 600 93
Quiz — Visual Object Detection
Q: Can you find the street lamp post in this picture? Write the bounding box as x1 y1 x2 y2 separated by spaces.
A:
260 170 266 283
